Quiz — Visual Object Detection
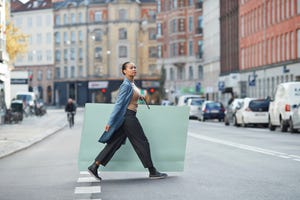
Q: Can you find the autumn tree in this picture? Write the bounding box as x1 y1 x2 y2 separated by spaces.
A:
4 3 28 65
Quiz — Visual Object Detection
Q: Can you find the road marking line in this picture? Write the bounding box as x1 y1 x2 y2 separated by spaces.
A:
189 132 299 162
293 159 300 162
289 155 300 159
80 171 90 175
77 177 100 183
74 186 101 194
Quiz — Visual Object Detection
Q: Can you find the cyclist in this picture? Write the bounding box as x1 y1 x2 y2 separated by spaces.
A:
65 98 76 127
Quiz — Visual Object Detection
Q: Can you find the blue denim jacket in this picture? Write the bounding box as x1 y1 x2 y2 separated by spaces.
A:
98 78 133 143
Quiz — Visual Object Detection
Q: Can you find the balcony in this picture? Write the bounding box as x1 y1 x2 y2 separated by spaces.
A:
196 27 203 35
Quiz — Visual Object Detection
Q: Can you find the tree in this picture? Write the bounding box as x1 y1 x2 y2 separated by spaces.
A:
4 3 28 64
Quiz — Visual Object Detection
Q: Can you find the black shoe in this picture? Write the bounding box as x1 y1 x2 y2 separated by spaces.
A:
149 170 168 179
88 163 102 180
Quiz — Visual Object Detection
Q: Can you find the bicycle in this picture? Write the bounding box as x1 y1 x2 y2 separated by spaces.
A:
67 112 75 128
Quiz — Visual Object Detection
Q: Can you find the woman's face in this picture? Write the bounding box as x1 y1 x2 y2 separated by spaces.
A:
123 62 137 78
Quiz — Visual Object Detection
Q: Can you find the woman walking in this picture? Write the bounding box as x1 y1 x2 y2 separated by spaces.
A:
88 61 167 180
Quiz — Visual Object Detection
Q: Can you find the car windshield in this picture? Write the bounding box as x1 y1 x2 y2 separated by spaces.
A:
191 99 203 106
16 94 32 102
249 99 269 112
206 102 221 109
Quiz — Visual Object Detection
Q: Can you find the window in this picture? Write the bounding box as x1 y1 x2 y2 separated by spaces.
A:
64 32 68 44
198 40 203 58
170 68 174 81
71 66 75 78
148 10 156 22
119 28 127 40
37 70 43 81
178 67 185 80
46 50 52 61
55 67 60 79
79 66 83 77
70 48 75 60
188 16 193 32
158 45 162 58
149 28 156 40
173 0 177 9
64 66 68 78
37 50 42 61
37 33 42 44
71 13 76 24
36 16 42 27
189 41 193 56
119 9 127 20
46 33 51 44
95 11 102 22
188 66 193 79
79 48 83 60
157 23 162 36
55 50 61 62
157 0 161 12
55 15 60 25
94 30 102 41
95 47 102 60
119 46 127 58
28 17 32 27
78 13 83 23
71 31 76 43
79 31 83 42
198 65 203 80
149 47 157 58
64 49 68 60
47 69 52 80
55 32 60 44
28 52 33 62
64 14 68 24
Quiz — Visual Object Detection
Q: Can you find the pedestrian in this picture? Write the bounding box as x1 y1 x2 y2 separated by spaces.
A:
65 98 76 127
88 61 167 180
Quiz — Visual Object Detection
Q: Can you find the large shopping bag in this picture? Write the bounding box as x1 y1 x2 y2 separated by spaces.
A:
78 103 189 171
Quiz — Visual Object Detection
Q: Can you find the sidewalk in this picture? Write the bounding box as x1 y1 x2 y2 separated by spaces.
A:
0 108 68 159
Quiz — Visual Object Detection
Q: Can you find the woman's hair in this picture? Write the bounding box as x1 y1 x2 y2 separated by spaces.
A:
121 61 131 75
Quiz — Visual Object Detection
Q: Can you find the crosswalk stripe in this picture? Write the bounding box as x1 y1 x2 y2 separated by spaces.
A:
74 186 101 194
77 177 100 183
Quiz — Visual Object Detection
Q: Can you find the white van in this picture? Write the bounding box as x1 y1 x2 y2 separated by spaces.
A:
268 82 300 132
16 92 37 107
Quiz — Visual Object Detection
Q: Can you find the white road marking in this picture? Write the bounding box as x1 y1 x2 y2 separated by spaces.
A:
78 177 100 183
74 186 101 194
189 132 300 162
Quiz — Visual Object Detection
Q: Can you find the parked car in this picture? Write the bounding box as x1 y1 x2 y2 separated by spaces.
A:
187 98 205 119
234 98 270 127
224 98 244 126
268 82 300 132
199 101 225 122
288 103 300 133
177 94 201 106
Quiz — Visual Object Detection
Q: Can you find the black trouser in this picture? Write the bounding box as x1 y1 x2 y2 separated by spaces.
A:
95 109 154 168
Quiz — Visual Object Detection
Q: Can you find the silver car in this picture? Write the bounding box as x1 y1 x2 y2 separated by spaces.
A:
289 103 300 133
187 98 204 120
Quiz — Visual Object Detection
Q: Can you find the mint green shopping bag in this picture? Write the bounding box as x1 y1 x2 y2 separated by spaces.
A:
78 103 189 171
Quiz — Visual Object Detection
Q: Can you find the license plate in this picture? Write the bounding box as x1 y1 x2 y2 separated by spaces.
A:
255 113 266 116
211 110 218 113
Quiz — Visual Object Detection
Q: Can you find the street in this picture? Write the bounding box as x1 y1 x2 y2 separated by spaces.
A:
0 109 300 200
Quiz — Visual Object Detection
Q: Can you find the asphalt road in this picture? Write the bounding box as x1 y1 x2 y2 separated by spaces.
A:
0 112 299 200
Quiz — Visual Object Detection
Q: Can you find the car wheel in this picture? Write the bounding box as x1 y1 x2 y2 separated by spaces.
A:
268 117 276 131
241 118 247 127
289 118 297 133
280 119 288 132
224 117 229 126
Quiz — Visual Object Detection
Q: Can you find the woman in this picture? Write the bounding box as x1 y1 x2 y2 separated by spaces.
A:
88 61 167 180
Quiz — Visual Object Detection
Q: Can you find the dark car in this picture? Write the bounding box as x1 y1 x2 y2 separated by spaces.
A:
199 101 225 122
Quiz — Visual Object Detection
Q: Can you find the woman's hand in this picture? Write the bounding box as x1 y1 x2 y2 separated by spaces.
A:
105 125 110 132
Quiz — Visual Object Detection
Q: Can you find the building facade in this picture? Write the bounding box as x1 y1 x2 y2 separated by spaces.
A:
202 0 220 101
53 0 159 106
156 0 204 103
239 0 300 98
219 0 241 100
11 0 54 104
